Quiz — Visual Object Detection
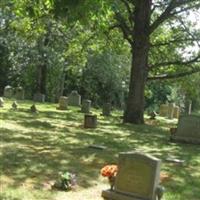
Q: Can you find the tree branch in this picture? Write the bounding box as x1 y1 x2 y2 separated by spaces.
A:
150 37 199 47
114 12 133 44
150 0 198 34
150 54 200 68
119 0 134 26
147 68 200 81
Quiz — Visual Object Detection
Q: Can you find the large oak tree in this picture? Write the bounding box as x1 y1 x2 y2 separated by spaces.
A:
52 0 200 124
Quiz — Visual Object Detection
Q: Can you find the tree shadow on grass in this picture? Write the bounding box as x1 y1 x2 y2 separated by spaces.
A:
1 108 200 199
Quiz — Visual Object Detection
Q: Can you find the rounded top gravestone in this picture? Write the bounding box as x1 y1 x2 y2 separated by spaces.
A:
4 85 13 98
15 86 25 100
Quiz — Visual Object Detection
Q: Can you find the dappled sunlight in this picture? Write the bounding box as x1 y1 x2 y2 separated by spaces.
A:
1 100 200 199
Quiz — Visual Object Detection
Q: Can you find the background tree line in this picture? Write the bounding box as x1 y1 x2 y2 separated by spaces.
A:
0 0 200 122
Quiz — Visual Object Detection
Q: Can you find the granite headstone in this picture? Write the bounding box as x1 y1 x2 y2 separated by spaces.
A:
4 85 13 98
102 152 163 200
171 115 200 144
68 90 81 106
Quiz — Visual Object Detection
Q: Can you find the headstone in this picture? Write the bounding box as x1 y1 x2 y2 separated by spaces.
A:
15 87 25 100
170 115 200 144
12 101 18 110
4 85 13 98
68 90 81 106
102 103 111 116
167 103 175 119
33 92 45 102
102 152 164 200
0 97 4 107
81 99 91 113
159 104 168 117
58 96 68 110
173 106 180 119
30 104 37 113
84 114 97 128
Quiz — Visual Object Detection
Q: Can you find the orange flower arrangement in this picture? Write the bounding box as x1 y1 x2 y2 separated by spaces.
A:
160 172 171 183
101 165 118 178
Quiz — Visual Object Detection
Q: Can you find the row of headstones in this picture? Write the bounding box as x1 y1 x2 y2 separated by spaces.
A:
159 103 180 119
58 90 111 112
58 95 111 115
3 86 45 102
58 91 111 129
3 86 25 100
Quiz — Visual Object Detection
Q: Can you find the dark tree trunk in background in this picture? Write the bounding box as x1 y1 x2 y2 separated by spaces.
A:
123 0 151 124
36 63 47 94
35 30 50 95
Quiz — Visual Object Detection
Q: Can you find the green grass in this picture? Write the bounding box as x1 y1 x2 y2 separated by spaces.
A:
0 99 200 200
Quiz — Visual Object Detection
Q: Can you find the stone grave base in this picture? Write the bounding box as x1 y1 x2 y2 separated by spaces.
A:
84 114 97 128
102 190 141 200
170 135 200 145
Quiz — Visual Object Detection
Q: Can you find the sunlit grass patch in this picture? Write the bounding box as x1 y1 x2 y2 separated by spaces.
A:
1 99 200 200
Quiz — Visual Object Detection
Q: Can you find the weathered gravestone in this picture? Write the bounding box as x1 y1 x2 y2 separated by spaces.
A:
173 106 180 119
15 87 25 100
159 104 168 117
58 96 68 110
84 114 97 128
0 97 4 107
33 92 45 103
167 103 175 119
102 152 164 200
4 85 13 98
170 115 200 144
81 99 91 113
68 90 81 106
102 103 111 116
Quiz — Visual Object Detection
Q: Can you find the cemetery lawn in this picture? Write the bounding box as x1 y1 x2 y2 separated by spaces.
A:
0 99 200 200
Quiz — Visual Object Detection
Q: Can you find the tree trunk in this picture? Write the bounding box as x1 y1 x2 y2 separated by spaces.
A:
36 63 47 94
35 30 50 95
124 0 151 124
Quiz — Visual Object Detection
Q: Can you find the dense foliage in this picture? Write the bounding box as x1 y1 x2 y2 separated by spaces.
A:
0 0 200 115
